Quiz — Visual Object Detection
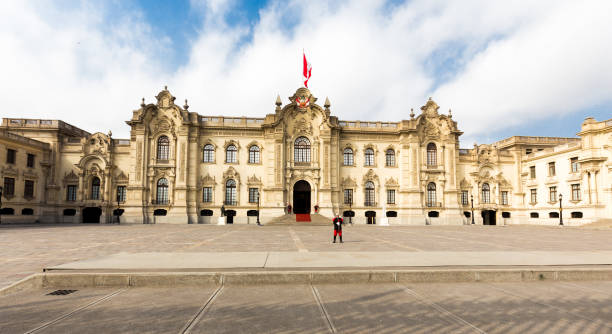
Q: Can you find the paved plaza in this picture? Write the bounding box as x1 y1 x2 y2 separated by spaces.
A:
2 224 612 289
1 282 612 333
2 224 612 333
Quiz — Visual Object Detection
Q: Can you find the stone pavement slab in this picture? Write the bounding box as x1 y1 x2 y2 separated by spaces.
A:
189 285 329 334
46 251 612 272
36 287 217 334
0 288 116 334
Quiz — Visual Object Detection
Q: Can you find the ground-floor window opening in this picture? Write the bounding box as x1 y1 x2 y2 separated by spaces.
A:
63 209 76 216
0 208 15 215
247 210 258 216
549 212 559 218
530 212 539 218
343 210 355 217
153 209 167 216
463 211 471 218
502 212 511 218
386 211 397 217
200 209 213 216
571 212 583 218
428 211 439 218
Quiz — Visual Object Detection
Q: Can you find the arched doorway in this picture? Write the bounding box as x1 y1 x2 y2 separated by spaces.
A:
482 210 496 225
225 210 236 224
366 211 376 224
293 180 311 214
83 207 102 223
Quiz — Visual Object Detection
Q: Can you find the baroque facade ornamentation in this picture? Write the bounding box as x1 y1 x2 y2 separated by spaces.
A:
1 86 610 225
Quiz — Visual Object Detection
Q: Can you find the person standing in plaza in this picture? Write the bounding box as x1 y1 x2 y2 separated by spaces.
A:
333 214 343 243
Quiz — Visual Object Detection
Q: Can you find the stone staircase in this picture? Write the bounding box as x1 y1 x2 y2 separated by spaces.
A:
266 213 332 226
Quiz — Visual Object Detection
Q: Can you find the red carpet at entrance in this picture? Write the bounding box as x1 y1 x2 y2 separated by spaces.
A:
295 214 311 222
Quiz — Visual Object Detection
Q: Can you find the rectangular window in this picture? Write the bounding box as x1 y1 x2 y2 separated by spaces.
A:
202 187 212 202
24 180 34 198
526 148 532 154
249 188 259 203
344 189 353 205
530 166 536 179
386 189 395 204
530 189 537 204
116 186 126 203
549 186 557 202
343 150 353 166
570 157 579 173
3 177 15 196
67 185 77 201
365 189 375 206
548 162 556 176
571 184 581 201
6 149 16 164
501 191 508 205
461 191 469 205
27 154 35 168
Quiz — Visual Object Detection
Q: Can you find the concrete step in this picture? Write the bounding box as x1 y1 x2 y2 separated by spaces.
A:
266 213 332 226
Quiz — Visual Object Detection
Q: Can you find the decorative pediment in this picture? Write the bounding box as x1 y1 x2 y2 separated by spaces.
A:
385 177 399 188
223 166 240 182
23 169 38 180
1 164 18 177
247 174 262 186
83 132 111 156
341 176 357 188
294 118 313 135
363 169 379 185
459 178 471 189
247 140 262 149
199 173 216 187
156 87 176 108
496 174 512 189
200 139 217 149
224 139 240 149
420 97 440 118
115 170 129 183
63 170 79 185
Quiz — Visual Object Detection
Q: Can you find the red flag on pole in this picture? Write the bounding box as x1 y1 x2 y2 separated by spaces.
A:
303 52 312 88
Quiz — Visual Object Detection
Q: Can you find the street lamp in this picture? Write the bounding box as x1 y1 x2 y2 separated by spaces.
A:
559 193 563 226
0 186 3 225
256 191 261 226
470 194 475 225
348 192 353 225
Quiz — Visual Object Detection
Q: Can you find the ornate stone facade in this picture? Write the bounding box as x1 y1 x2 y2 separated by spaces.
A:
1 87 610 225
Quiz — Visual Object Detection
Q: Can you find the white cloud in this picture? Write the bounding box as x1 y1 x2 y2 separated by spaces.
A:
1 0 610 143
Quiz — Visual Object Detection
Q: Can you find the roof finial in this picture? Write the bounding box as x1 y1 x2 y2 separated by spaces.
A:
448 108 452 118
324 96 331 109
141 97 145 107
164 85 168 90
275 94 282 106
184 99 189 110
410 108 415 119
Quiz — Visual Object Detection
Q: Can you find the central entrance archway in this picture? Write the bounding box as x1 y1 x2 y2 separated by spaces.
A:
83 207 102 223
482 210 496 225
293 180 311 214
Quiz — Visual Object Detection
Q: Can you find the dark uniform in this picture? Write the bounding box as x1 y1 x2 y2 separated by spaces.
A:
333 216 343 243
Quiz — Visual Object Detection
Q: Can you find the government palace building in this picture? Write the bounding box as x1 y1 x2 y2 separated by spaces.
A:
1 87 611 225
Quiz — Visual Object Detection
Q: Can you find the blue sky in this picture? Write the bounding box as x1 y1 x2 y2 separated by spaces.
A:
1 0 610 144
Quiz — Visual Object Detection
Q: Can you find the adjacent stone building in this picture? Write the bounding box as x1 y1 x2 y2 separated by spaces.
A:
1 87 610 225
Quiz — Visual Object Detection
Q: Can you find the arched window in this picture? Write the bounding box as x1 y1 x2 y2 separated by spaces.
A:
203 144 214 163
156 178 169 204
343 148 354 166
91 177 100 200
157 136 170 160
294 137 311 163
427 182 436 207
249 146 260 164
226 145 237 163
385 149 395 167
365 181 375 206
427 143 437 166
364 148 374 166
225 179 236 205
482 183 490 204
